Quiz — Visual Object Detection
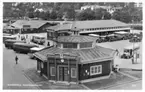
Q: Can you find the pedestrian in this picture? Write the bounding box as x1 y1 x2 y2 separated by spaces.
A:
114 65 119 73
15 55 18 64
115 65 119 73
47 42 50 46
132 58 134 64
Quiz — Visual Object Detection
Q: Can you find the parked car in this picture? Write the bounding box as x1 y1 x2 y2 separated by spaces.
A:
13 43 38 54
129 34 142 42
96 35 108 43
4 39 26 49
121 43 140 59
31 35 45 45
114 31 130 40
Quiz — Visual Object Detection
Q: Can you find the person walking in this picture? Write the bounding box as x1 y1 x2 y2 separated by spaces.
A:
15 55 18 64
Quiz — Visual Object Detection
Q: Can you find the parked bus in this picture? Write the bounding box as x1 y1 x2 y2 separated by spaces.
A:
13 43 38 54
31 35 45 45
121 43 140 59
3 33 11 36
4 39 26 49
3 35 17 43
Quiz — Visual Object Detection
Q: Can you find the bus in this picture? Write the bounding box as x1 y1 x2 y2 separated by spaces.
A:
31 35 45 45
13 43 38 54
3 35 17 43
4 39 26 49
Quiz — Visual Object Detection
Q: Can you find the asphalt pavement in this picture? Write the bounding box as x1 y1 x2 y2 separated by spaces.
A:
106 80 142 90
3 45 38 89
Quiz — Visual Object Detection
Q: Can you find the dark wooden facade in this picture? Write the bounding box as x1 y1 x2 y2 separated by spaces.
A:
35 35 114 84
36 55 113 83
78 60 112 81
36 54 79 83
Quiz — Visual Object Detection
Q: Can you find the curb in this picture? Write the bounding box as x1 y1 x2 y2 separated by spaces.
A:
119 68 142 71
23 71 41 90
98 79 141 90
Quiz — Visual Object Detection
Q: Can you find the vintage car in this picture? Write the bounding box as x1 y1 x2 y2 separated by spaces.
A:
31 35 45 45
114 31 130 40
129 34 142 42
121 43 140 59
13 43 38 54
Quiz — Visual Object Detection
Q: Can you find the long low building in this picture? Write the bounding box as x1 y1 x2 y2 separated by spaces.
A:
46 19 131 36
3 20 60 34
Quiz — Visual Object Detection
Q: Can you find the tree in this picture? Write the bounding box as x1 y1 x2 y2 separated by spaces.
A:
34 10 40 18
112 10 132 23
94 8 104 20
103 12 112 19
76 9 96 20
39 12 47 20
28 12 34 18
50 10 57 20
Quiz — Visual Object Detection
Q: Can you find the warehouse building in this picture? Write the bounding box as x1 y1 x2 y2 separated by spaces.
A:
46 19 130 37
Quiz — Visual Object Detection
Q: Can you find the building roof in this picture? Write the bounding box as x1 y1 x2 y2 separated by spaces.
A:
47 23 72 31
47 19 128 31
34 45 115 64
57 36 97 43
11 20 49 29
13 42 38 47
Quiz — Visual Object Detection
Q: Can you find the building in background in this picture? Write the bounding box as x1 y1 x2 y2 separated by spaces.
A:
80 5 122 14
46 19 130 37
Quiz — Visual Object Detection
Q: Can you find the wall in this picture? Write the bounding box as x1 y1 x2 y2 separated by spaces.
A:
47 57 78 82
78 60 111 80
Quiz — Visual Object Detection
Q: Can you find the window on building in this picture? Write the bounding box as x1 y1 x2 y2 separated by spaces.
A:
90 65 102 75
71 68 76 78
63 43 77 48
50 67 55 76
80 42 92 48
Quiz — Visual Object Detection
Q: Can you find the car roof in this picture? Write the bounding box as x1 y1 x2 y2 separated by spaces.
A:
14 42 38 47
3 35 16 38
5 39 25 42
33 35 45 38
124 43 140 50
30 47 45 51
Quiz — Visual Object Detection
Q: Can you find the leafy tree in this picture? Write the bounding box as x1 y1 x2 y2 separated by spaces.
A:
34 10 40 18
94 8 105 19
50 10 57 20
103 12 112 19
39 12 47 20
112 10 132 23
28 12 34 18
76 9 96 20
